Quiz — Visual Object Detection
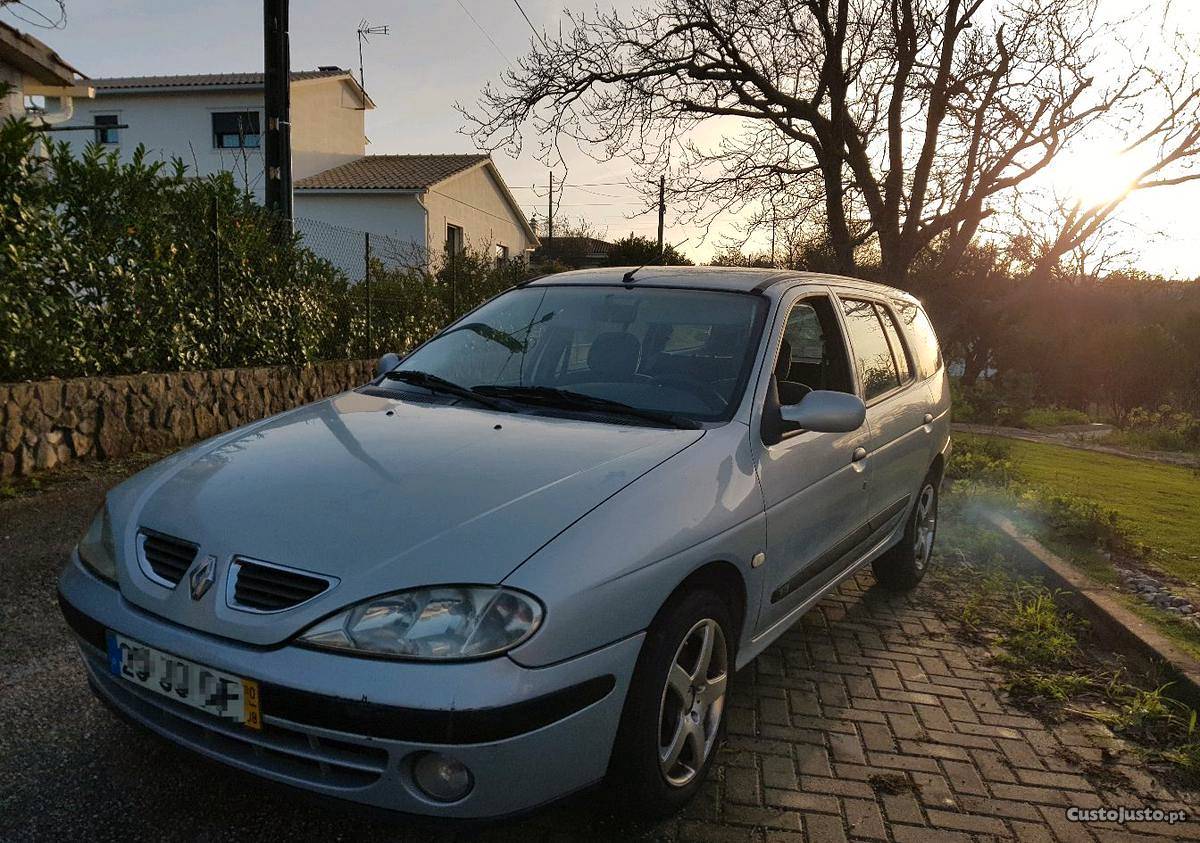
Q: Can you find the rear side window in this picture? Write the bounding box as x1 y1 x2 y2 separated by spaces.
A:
893 302 942 379
875 304 913 383
840 298 900 400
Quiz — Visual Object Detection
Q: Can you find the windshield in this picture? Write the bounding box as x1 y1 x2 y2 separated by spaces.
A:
384 285 767 423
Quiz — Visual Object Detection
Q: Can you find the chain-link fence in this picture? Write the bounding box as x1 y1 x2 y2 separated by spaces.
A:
291 215 531 363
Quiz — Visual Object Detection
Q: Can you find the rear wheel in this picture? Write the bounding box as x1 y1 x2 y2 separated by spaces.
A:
609 589 732 817
872 471 939 591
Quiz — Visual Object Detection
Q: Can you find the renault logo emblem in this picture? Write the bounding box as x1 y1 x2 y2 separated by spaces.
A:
190 555 217 600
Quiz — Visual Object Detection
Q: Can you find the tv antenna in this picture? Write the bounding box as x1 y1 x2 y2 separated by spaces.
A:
356 18 389 110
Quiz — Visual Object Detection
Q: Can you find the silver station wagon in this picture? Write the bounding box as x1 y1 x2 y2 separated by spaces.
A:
59 267 950 819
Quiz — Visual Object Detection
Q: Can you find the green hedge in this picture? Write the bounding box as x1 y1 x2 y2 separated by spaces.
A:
0 119 542 382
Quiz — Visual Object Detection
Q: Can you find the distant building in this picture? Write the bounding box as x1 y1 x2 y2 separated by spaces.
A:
55 68 371 198
534 236 614 268
294 154 538 271
53 68 537 267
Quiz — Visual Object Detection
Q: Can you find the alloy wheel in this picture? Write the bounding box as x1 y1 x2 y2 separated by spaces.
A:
913 483 937 571
657 617 728 787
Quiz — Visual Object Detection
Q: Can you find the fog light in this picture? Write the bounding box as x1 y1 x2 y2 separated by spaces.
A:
411 751 473 802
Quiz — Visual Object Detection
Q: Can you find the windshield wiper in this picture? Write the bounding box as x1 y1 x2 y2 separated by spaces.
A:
384 370 515 412
473 385 701 430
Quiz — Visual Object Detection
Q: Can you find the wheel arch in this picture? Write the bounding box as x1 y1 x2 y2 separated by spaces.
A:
930 451 946 485
655 560 748 657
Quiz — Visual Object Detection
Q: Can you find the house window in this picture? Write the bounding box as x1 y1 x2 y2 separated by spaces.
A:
494 243 509 267
212 111 261 149
445 224 464 257
93 114 119 145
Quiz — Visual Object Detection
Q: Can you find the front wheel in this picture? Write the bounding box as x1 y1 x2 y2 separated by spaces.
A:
872 472 939 591
608 589 733 817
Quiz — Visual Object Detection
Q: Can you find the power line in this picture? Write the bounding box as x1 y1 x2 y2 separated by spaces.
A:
509 181 641 189
511 0 548 49
551 201 655 207
455 0 511 65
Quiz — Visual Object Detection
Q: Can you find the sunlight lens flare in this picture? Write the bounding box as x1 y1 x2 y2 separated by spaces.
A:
1052 148 1150 210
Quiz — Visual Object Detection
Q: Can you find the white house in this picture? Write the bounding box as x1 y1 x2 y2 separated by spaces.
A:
56 68 371 199
294 154 539 269
54 68 537 266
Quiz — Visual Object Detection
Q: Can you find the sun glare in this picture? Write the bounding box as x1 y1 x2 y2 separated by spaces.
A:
1052 148 1150 210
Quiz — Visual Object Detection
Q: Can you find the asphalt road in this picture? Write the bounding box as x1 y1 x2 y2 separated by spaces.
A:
0 460 658 842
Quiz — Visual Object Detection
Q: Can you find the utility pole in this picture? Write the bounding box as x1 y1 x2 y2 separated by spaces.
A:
263 0 292 222
771 201 777 268
657 175 666 263
547 172 555 258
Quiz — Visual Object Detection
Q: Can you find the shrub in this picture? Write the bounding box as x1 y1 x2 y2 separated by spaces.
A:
355 252 532 359
0 120 352 380
946 435 1020 484
0 120 547 381
1018 488 1124 550
1105 405 1200 453
1020 406 1091 429
951 376 1037 427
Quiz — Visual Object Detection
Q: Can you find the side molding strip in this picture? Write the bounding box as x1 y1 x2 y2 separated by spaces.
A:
769 495 911 604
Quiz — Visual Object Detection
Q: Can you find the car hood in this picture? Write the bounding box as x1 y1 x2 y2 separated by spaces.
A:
109 391 703 645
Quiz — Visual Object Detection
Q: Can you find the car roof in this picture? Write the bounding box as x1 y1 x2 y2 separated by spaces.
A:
524 266 918 302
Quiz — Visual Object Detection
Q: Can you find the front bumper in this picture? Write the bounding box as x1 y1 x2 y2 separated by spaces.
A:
58 556 643 819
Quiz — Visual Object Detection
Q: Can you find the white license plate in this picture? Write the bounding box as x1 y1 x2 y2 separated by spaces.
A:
106 631 261 729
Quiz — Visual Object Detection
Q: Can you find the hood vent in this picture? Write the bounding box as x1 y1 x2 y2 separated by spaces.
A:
229 558 333 612
138 531 199 587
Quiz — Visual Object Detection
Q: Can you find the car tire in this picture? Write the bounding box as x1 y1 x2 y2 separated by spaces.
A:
608 588 733 818
872 470 939 591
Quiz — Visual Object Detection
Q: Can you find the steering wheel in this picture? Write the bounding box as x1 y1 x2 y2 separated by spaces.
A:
652 376 728 412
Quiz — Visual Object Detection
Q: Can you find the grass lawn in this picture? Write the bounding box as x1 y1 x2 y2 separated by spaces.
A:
952 433 1200 661
987 435 1200 586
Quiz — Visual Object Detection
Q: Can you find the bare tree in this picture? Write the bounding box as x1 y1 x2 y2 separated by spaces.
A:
1031 82 1200 277
463 0 1200 287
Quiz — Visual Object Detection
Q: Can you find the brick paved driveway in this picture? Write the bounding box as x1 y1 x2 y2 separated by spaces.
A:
681 570 1200 843
2 470 1197 841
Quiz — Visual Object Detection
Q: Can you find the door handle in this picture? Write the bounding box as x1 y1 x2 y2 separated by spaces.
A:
851 447 868 462
923 413 934 425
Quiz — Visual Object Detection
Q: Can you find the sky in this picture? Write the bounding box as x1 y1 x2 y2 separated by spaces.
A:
9 0 1200 275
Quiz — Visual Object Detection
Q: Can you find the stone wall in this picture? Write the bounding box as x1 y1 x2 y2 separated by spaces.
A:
0 359 375 477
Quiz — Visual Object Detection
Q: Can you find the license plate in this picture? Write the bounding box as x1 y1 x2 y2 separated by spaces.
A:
106 631 261 729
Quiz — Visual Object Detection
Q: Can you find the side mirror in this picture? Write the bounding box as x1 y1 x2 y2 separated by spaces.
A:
780 390 866 433
374 352 401 379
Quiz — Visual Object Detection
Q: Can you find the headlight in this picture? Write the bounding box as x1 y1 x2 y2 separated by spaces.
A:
78 502 118 584
297 586 544 660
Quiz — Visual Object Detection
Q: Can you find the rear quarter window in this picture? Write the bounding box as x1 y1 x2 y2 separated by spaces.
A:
893 302 942 379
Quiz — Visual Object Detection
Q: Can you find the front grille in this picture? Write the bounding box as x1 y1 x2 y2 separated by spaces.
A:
139 531 199 586
84 653 386 789
231 559 330 611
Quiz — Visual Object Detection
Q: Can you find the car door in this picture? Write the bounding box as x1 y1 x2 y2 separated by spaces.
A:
835 293 934 540
754 288 872 636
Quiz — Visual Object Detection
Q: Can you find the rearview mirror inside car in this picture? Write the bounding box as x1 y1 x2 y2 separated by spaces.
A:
779 390 866 433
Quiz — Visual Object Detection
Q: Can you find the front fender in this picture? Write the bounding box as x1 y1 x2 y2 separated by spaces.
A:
504 423 767 667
